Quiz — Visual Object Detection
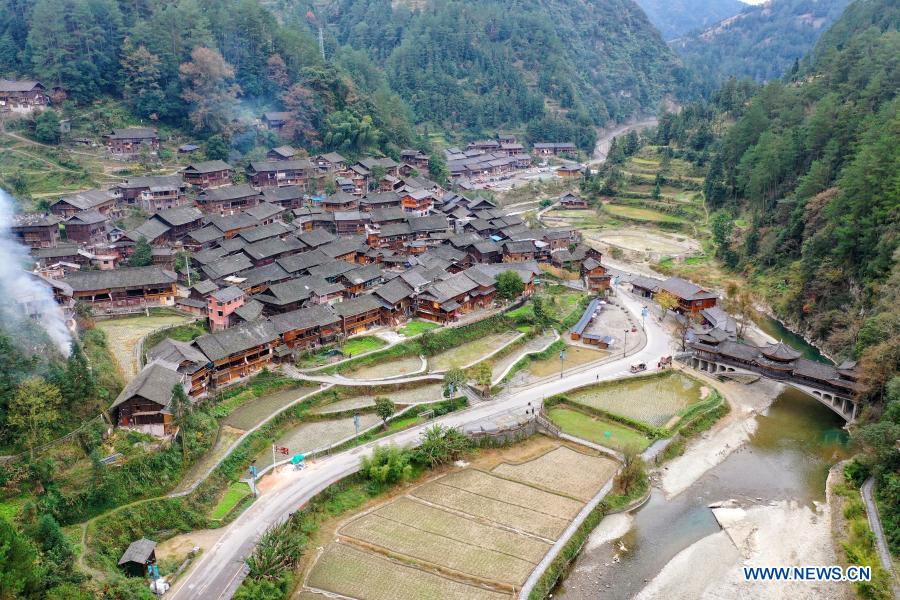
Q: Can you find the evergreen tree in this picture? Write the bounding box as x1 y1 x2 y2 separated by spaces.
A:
127 237 153 267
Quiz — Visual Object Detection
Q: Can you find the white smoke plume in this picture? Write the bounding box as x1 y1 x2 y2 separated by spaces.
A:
0 187 72 355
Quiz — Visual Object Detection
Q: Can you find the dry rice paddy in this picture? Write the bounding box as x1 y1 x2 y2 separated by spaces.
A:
565 371 704 427
343 355 424 380
254 414 381 469
303 441 617 599
428 331 520 371
96 312 193 378
311 384 444 415
528 345 608 378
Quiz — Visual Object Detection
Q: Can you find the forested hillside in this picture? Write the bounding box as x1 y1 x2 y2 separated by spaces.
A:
671 0 851 94
656 0 898 555
293 0 691 148
0 0 416 155
634 0 745 40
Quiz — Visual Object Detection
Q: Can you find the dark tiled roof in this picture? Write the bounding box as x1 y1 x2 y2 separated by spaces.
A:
183 160 233 174
211 285 244 303
200 184 260 203
194 320 277 362
202 253 253 280
63 266 176 291
373 278 414 305
332 293 382 317
155 206 202 227
659 277 716 301
111 361 182 410
270 304 339 334
119 538 157 565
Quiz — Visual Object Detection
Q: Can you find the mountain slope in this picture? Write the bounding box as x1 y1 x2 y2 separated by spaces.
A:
634 0 746 40
301 0 689 142
671 0 851 93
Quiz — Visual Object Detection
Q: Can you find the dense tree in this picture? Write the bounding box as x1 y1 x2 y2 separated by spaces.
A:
8 377 62 459
0 517 41 599
442 368 467 398
127 237 153 267
59 342 96 412
33 110 60 144
179 47 241 133
120 38 164 119
496 270 524 301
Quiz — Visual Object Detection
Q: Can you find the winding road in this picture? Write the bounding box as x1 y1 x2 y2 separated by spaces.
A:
168 291 673 600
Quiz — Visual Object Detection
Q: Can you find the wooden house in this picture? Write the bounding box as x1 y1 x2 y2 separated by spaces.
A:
197 184 261 215
315 152 348 174
400 189 434 216
533 142 577 156
152 206 205 241
320 191 358 213
50 189 117 219
105 128 159 156
334 210 368 235
114 175 187 211
267 145 298 161
146 338 210 398
373 278 415 325
658 276 718 313
333 293 383 336
247 159 315 189
182 160 234 189
62 266 177 311
110 361 186 436
12 213 61 248
0 80 48 113
270 304 340 351
262 185 305 210
64 210 108 245
503 240 537 263
262 111 291 131
559 192 588 209
557 165 583 178
193 320 279 387
118 538 157 577
582 257 611 292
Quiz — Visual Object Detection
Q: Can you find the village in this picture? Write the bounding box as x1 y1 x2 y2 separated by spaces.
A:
0 66 888 600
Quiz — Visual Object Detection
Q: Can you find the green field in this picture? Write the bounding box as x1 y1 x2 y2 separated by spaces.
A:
565 372 704 427
603 204 684 224
342 336 387 356
548 406 650 452
209 482 251 520
398 319 441 337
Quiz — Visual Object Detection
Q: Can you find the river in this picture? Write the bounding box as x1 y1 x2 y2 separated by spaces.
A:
753 312 832 364
556 387 851 599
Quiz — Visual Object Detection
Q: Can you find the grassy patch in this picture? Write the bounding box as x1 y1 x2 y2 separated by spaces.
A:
341 336 387 356
209 482 252 520
603 204 685 224
398 319 441 337
833 480 895 599
548 406 650 452
142 319 209 357
528 345 608 378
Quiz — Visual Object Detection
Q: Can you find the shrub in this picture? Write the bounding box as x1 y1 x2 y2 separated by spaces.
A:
415 425 471 468
360 445 413 485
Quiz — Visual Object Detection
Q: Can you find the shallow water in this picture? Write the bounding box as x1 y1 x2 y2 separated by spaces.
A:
556 387 850 599
753 312 832 364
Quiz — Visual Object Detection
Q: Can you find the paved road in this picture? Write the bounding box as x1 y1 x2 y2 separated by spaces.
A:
169 291 673 599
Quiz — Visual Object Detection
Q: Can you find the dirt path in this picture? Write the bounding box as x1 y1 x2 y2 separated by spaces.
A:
862 477 900 595
589 118 659 166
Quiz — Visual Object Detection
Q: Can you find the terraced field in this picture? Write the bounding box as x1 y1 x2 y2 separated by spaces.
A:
342 355 424 380
254 414 381 469
303 442 617 598
311 384 444 415
428 331 521 371
307 544 510 600
565 371 704 427
96 312 193 377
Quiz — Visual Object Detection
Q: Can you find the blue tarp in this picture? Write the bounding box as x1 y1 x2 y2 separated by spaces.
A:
570 298 602 336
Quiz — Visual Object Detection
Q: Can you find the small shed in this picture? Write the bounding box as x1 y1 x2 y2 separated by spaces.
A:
118 538 157 577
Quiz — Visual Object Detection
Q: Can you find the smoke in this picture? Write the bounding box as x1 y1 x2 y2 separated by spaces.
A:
0 187 72 355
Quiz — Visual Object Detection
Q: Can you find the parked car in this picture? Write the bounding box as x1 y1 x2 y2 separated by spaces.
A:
630 362 647 373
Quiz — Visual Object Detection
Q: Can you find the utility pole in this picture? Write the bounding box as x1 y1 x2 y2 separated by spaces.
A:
623 329 628 358
559 348 566 379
